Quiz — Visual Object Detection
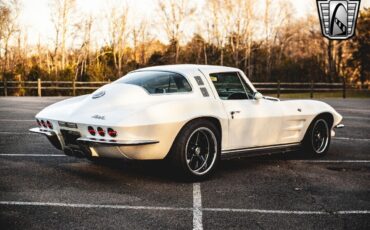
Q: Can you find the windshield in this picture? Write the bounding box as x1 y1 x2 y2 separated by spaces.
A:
116 71 192 94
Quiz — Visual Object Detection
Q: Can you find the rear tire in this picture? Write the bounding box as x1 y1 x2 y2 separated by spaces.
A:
168 119 221 180
303 117 331 157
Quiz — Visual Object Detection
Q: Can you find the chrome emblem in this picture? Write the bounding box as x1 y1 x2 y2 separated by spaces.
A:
92 90 105 99
92 115 105 120
317 0 360 40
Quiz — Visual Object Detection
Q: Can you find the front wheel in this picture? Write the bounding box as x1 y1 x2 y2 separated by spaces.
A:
169 120 220 180
303 118 331 157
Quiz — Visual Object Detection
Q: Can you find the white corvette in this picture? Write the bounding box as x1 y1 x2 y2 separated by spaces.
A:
30 65 343 179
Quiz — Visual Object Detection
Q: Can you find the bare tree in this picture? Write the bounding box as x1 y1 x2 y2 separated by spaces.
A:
132 20 155 65
205 0 224 65
264 0 272 81
0 0 20 75
157 0 196 63
0 4 11 73
50 0 76 75
263 0 293 81
206 0 237 66
241 0 255 78
206 0 255 69
73 15 94 81
105 0 130 76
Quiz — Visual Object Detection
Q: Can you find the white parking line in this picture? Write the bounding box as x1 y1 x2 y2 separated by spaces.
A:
336 210 370 214
338 108 370 113
0 119 34 122
0 201 369 215
333 137 370 142
193 183 203 230
203 207 370 215
1 154 369 164
0 154 65 157
253 159 370 163
0 201 190 211
0 132 32 135
291 160 370 163
344 116 370 120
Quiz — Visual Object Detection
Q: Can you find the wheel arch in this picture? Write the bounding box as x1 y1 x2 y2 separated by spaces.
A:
316 112 334 128
301 112 333 156
180 116 222 141
187 116 221 137
165 116 223 159
303 112 334 141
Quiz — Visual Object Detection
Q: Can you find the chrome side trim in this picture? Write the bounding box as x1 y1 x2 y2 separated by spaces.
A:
222 143 301 154
77 137 159 146
221 142 301 160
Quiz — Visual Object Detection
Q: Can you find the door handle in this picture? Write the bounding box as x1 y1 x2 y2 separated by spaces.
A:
230 111 241 119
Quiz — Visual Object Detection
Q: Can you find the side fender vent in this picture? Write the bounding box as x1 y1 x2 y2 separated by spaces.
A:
200 87 209 97
194 76 204 86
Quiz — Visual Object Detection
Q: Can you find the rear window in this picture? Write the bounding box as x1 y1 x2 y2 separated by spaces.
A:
116 71 192 94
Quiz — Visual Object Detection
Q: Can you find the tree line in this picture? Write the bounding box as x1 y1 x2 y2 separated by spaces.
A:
0 0 369 91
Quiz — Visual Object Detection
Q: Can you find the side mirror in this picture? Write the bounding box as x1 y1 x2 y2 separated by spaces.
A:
254 92 263 100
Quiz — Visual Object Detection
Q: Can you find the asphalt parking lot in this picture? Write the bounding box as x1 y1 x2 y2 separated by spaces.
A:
0 97 369 229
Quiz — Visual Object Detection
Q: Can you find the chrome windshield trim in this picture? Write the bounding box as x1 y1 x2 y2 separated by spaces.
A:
77 137 159 146
263 96 280 101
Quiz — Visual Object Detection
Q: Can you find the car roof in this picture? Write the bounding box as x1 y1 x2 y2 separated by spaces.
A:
132 64 241 76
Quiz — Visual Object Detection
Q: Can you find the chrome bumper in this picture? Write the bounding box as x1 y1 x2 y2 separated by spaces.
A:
77 137 159 146
29 127 62 150
30 127 158 147
29 127 159 159
29 127 55 136
335 124 344 129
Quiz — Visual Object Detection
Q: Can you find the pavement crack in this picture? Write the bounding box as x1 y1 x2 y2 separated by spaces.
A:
284 161 328 212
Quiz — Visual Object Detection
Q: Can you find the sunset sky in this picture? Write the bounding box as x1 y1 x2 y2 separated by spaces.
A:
17 0 370 46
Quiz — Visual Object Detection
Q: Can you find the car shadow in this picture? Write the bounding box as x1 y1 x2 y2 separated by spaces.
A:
64 150 313 182
77 158 185 183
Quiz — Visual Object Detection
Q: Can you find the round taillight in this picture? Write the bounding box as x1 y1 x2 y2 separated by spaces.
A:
97 127 105 136
107 128 117 137
41 120 47 128
36 119 41 127
46 121 53 129
88 126 96 136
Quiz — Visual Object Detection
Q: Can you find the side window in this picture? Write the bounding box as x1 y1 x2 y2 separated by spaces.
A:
209 72 253 100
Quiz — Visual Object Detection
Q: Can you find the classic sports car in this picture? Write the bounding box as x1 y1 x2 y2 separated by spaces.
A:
30 65 343 179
